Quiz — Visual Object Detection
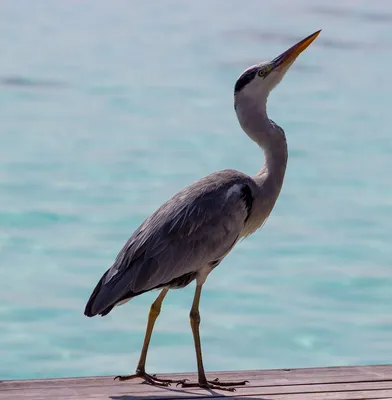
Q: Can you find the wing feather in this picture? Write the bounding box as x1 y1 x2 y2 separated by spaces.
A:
84 170 254 316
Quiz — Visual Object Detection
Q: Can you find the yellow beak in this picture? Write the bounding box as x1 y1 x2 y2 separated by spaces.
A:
272 30 321 70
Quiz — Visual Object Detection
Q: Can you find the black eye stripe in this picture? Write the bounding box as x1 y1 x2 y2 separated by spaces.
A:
234 67 258 93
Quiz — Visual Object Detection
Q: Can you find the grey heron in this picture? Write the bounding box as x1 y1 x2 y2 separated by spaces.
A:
84 30 321 391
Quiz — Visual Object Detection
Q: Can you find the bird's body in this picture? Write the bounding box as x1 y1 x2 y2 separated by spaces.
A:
84 30 320 391
85 159 285 317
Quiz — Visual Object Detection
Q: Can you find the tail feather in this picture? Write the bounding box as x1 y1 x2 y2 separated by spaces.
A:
84 272 139 317
85 263 165 317
84 274 109 317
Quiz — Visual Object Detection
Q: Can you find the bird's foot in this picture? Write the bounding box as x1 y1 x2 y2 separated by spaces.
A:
178 377 249 392
114 370 188 387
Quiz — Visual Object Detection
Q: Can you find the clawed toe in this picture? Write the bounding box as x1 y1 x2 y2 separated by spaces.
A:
151 374 188 384
208 378 249 386
114 375 135 382
114 373 168 386
114 372 187 387
177 381 235 392
177 378 249 392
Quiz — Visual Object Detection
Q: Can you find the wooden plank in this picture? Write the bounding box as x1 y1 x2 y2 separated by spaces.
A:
3 387 392 400
4 365 392 390
4 376 392 394
3 380 392 398
2 373 391 392
2 365 392 399
246 391 392 400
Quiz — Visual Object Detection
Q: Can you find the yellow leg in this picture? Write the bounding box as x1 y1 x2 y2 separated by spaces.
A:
189 284 207 384
115 288 186 386
136 288 168 373
179 284 249 391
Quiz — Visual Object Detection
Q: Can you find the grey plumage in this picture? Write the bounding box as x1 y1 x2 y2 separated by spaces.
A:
84 30 321 391
85 170 255 317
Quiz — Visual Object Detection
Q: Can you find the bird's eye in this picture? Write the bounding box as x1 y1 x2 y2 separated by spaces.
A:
258 65 272 78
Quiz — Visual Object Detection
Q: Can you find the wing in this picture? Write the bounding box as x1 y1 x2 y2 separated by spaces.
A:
84 170 254 316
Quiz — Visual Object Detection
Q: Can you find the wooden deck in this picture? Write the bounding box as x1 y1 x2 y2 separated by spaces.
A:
2 365 392 399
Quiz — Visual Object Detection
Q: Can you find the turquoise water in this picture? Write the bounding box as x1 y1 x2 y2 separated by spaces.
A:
1 0 392 380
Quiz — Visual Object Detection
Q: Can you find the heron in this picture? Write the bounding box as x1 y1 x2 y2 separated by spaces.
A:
84 30 321 391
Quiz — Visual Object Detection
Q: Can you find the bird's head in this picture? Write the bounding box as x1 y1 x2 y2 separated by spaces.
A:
234 30 321 118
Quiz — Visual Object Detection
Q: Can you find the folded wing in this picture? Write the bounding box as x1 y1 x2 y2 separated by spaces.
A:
84 171 254 316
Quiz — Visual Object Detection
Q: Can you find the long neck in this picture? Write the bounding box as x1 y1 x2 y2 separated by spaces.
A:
256 121 288 189
235 99 288 189
234 95 289 237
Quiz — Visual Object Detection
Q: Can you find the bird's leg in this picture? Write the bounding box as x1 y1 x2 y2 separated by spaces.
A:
178 284 249 392
115 288 187 386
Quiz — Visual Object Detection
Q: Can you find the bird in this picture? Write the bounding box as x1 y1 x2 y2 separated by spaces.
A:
84 30 321 391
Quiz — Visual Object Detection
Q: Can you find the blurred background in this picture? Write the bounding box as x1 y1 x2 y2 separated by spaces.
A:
1 0 392 380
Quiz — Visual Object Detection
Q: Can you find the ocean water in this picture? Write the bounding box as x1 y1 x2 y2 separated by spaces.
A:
1 0 392 381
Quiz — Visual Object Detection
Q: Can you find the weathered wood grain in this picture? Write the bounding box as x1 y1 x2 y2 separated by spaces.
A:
2 365 392 400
